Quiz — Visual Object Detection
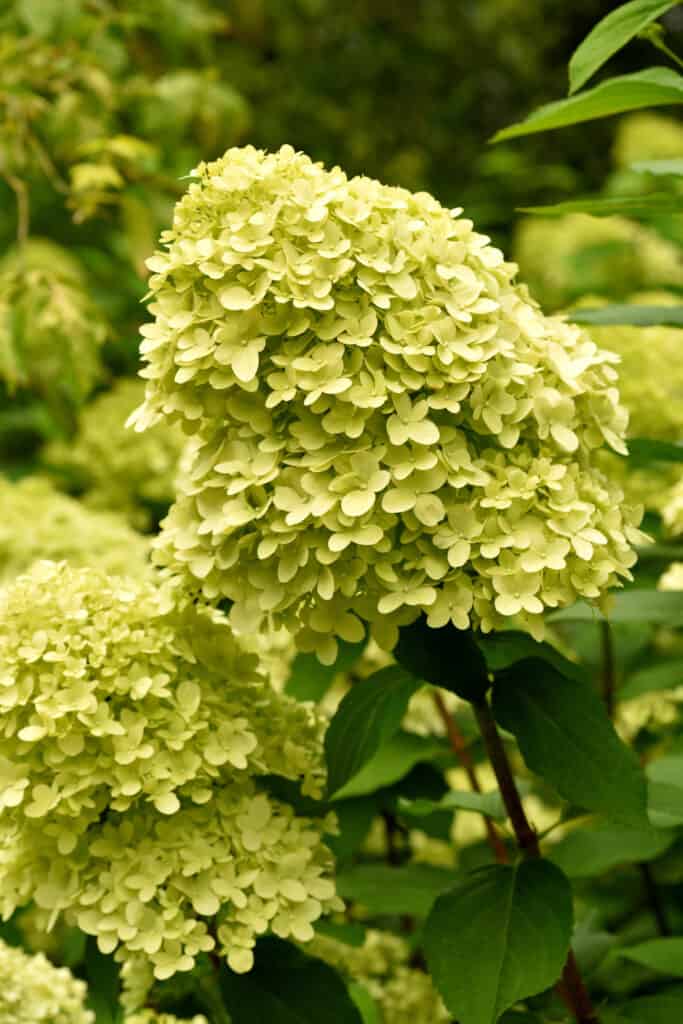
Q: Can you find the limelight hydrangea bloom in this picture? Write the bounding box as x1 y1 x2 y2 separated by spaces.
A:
131 145 643 661
613 112 683 168
0 561 340 979
44 378 185 529
0 240 106 413
0 937 93 1024
0 475 152 582
310 930 449 1024
663 480 683 538
513 214 683 310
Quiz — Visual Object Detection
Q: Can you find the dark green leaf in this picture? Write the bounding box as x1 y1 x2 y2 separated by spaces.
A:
647 757 683 828
632 157 683 175
332 731 447 799
568 1 679 94
620 660 683 701
568 304 683 327
619 938 683 977
493 67 683 141
548 589 683 624
314 921 367 947
398 788 506 821
519 193 682 217
326 797 377 863
604 989 683 1023
219 937 362 1024
492 658 648 826
548 819 673 877
324 666 422 798
395 616 490 701
84 938 122 1024
479 630 587 682
285 637 366 702
424 861 572 1024
571 914 617 975
336 863 455 917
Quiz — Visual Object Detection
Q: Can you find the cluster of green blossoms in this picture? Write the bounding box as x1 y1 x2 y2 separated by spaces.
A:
663 478 683 538
513 213 683 311
0 937 93 1024
45 378 186 529
612 111 683 168
0 240 107 417
126 1012 207 1024
0 475 152 583
132 145 643 659
309 930 449 1024
0 561 341 979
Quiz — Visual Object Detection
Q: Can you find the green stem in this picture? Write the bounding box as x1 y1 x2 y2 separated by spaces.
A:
650 33 683 72
471 696 600 1024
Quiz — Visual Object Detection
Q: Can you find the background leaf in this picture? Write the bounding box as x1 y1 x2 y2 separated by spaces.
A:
519 193 682 217
324 666 422 798
285 637 366 702
398 788 506 821
493 67 683 141
335 863 455 917
548 589 683 624
568 304 683 327
492 658 648 826
331 731 447 799
619 938 683 977
424 861 573 1024
568 1 679 94
548 819 673 877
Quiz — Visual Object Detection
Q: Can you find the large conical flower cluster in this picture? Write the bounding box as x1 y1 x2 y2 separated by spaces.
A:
132 145 643 660
0 561 340 978
0 937 93 1024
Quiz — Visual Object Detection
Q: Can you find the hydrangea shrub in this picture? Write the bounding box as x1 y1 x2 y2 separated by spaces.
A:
132 144 643 660
0 561 340 979
0 937 93 1024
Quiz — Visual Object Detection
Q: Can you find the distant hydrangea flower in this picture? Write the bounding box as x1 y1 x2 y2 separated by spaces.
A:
513 214 683 310
613 112 683 168
309 929 449 1024
126 1012 207 1024
44 378 185 529
663 479 683 538
131 145 643 661
0 475 152 582
0 937 93 1024
0 561 340 980
0 240 107 416
659 561 683 591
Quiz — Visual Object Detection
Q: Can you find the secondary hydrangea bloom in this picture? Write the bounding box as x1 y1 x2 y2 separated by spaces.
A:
613 112 683 168
0 937 93 1024
663 479 683 538
132 145 643 660
126 1013 207 1024
45 378 186 529
0 239 107 416
513 214 683 310
0 561 340 979
310 930 449 1024
660 561 683 592
0 475 152 582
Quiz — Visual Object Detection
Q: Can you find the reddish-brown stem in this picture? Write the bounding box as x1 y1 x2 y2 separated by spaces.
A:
472 697 600 1024
432 690 509 864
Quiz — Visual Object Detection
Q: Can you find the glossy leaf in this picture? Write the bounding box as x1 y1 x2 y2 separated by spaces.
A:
493 67 683 141
492 658 648 825
548 819 673 877
324 666 422 798
424 861 573 1024
219 937 362 1024
568 1 679 94
336 863 455 917
568 304 683 327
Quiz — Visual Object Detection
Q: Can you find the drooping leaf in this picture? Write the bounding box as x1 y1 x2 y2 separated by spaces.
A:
335 863 455 917
218 937 362 1024
619 938 683 977
332 731 447 799
492 67 683 142
620 660 683 701
398 788 506 821
324 666 422 798
548 589 683 624
286 636 366 702
568 1 679 94
492 658 648 826
519 193 682 217
568 304 683 327
424 861 573 1024
395 616 490 702
548 819 673 877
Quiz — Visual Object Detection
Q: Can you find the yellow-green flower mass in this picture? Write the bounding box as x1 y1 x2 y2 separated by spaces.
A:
0 475 153 582
0 239 107 415
612 112 683 168
45 378 185 529
126 1013 208 1024
0 561 340 979
132 144 644 661
0 937 93 1024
